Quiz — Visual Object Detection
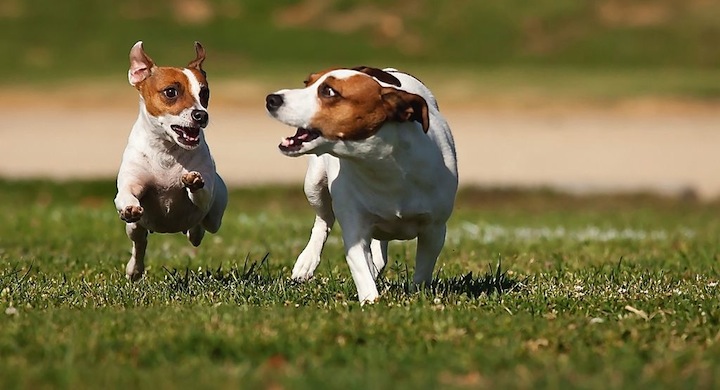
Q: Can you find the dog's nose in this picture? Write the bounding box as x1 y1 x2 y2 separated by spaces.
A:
266 94 284 112
191 109 209 127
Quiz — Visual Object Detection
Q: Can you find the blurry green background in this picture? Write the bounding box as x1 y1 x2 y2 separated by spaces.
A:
2 0 719 97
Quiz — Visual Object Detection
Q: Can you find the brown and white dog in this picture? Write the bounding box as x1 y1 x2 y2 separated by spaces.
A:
114 41 227 281
266 67 458 302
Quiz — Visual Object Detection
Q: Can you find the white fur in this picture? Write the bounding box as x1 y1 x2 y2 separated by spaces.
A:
268 68 458 303
115 53 227 281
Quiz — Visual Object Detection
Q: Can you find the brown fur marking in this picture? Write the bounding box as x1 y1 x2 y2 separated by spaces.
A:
309 74 429 140
135 67 208 117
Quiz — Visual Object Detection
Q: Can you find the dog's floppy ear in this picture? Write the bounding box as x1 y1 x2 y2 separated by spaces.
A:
187 41 206 72
128 41 156 87
381 88 430 132
353 66 401 87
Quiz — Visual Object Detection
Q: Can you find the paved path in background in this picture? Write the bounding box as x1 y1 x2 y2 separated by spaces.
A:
3 103 720 198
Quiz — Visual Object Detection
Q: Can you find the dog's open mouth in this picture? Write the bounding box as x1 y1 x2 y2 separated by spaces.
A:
279 127 321 153
171 125 201 147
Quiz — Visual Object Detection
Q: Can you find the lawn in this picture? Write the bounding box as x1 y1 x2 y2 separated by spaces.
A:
3 1 720 85
1 180 719 389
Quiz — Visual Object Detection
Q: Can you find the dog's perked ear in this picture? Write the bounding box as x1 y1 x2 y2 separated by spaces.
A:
128 41 156 87
352 66 402 87
381 88 430 133
187 41 206 73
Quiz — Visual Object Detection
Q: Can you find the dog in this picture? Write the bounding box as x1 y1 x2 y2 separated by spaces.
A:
114 41 228 281
265 66 458 302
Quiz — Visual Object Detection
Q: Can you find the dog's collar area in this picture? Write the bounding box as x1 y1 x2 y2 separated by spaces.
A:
171 125 201 147
279 127 321 153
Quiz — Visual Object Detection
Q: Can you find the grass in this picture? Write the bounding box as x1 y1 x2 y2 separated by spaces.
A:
3 0 720 99
1 180 720 388
5 0 720 106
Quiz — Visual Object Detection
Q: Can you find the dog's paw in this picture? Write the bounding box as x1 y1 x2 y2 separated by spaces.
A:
119 205 143 223
182 171 205 193
291 251 321 282
291 270 313 283
126 258 144 282
126 269 144 282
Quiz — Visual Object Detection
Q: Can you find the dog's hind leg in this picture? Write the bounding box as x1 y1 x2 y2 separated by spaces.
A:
370 239 389 280
292 157 335 282
201 174 228 234
187 225 205 247
125 223 148 281
413 224 447 286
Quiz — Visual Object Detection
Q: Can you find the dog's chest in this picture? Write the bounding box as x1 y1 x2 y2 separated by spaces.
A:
139 179 204 233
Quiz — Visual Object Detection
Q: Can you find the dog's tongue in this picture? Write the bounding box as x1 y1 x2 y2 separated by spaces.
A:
281 128 305 147
296 128 311 140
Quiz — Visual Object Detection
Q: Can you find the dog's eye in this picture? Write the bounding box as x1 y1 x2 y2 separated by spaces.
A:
320 84 338 98
163 87 178 99
199 87 210 108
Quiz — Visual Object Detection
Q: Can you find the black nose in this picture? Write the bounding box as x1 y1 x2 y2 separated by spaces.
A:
191 109 209 127
266 94 284 112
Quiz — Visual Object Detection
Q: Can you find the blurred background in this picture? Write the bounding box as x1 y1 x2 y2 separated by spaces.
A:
1 0 719 197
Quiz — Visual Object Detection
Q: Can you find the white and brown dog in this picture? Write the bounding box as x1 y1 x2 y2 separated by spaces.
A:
266 66 458 302
115 41 228 281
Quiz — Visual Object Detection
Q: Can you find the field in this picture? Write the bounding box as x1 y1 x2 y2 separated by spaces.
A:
1 180 719 389
2 0 720 388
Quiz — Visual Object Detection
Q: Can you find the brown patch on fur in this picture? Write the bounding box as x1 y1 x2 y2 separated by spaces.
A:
382 88 429 132
309 74 429 141
187 41 206 71
135 67 197 117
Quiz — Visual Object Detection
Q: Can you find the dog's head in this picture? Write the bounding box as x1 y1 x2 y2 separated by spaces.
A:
265 67 429 157
128 41 210 150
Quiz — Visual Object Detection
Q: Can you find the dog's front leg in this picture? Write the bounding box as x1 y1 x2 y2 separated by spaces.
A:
413 224 447 286
341 224 380 303
182 170 213 213
292 165 335 281
115 181 145 222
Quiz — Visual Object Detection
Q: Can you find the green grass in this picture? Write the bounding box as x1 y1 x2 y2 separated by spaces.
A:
1 180 720 389
3 0 720 99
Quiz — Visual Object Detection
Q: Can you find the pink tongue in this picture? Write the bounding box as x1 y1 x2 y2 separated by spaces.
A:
281 138 293 147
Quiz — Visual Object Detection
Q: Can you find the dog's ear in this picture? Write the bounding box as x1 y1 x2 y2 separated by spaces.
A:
381 88 430 132
304 72 321 86
128 41 155 87
187 41 206 72
353 66 401 87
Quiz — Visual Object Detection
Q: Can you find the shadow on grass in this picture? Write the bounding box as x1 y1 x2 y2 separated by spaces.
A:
160 252 526 302
161 253 276 293
379 258 526 300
